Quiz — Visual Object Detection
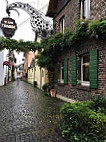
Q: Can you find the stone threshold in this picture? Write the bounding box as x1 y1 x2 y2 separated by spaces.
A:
56 94 76 103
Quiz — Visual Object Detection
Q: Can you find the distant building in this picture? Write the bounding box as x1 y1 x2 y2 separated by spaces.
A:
14 51 24 79
23 51 35 83
0 28 14 86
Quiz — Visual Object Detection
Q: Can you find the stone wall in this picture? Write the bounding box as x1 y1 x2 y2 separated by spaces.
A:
56 39 106 101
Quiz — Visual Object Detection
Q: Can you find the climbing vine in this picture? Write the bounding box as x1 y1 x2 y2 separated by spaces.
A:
0 37 41 52
37 19 106 68
0 19 106 64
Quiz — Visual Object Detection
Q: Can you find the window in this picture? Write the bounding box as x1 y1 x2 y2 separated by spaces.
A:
81 54 90 86
80 0 90 19
71 49 98 88
60 61 64 83
59 16 65 33
58 59 68 84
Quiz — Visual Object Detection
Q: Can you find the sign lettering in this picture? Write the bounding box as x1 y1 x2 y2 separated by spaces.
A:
1 17 17 38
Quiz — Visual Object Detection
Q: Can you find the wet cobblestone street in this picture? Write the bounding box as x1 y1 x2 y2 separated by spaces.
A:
0 81 66 142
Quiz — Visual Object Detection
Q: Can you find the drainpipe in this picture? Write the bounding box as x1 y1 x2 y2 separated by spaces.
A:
40 67 42 89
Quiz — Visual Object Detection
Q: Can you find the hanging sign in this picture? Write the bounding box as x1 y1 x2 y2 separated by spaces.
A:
1 17 17 38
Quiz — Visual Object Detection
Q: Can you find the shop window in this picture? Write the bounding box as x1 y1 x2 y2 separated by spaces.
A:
81 54 90 86
59 16 65 33
80 0 90 19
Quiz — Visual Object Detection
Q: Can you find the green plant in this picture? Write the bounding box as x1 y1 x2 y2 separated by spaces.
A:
0 19 105 53
42 83 49 92
90 95 106 114
89 20 106 38
36 19 106 88
43 93 50 97
0 37 41 52
57 102 106 142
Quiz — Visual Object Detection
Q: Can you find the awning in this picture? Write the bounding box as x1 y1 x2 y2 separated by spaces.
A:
3 61 13 68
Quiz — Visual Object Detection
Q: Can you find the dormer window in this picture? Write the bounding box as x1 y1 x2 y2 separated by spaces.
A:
80 0 90 19
59 16 65 33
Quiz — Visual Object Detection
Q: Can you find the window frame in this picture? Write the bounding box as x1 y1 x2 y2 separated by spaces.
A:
59 16 65 34
80 0 90 19
81 54 90 86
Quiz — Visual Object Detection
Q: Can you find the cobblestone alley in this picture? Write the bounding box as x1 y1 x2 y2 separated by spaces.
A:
0 81 66 142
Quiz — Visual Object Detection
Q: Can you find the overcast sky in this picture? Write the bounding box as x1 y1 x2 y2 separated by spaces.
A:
0 0 50 41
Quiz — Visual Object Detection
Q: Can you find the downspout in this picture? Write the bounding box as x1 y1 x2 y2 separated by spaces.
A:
40 67 42 89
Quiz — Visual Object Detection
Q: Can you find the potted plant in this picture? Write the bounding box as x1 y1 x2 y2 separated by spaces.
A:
50 88 56 97
48 66 57 98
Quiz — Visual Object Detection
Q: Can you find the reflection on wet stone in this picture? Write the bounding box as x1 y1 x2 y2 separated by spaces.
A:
0 81 66 142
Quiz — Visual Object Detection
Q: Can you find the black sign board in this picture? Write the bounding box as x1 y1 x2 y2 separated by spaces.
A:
1 17 17 38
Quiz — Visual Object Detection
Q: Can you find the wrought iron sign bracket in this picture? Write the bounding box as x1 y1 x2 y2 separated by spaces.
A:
6 2 53 39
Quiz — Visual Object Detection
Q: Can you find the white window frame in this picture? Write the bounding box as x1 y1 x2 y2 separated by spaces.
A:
81 54 90 86
80 0 90 19
59 17 65 34
60 62 64 83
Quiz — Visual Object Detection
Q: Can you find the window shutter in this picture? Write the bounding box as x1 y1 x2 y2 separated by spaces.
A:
54 70 58 83
71 56 77 86
64 58 68 84
90 49 98 89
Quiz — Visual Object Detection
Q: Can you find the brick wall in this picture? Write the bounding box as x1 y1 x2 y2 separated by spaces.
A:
54 0 80 33
52 0 106 100
55 39 106 101
54 0 106 33
90 0 106 20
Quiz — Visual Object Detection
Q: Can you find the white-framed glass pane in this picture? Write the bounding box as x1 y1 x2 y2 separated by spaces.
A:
60 61 64 83
84 0 87 18
62 62 64 80
80 0 90 19
81 54 90 86
59 17 65 33
83 55 89 81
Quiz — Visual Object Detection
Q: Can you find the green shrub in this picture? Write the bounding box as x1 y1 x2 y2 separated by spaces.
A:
57 102 106 142
91 95 106 114
43 93 50 97
42 83 49 92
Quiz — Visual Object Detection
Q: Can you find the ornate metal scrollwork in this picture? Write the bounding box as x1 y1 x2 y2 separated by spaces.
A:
6 2 53 39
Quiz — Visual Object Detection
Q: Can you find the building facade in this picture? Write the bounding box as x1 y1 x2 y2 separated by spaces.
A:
0 49 9 86
0 28 15 86
47 0 106 100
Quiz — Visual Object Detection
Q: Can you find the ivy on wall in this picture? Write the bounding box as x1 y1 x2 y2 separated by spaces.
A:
37 19 106 68
36 19 106 86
